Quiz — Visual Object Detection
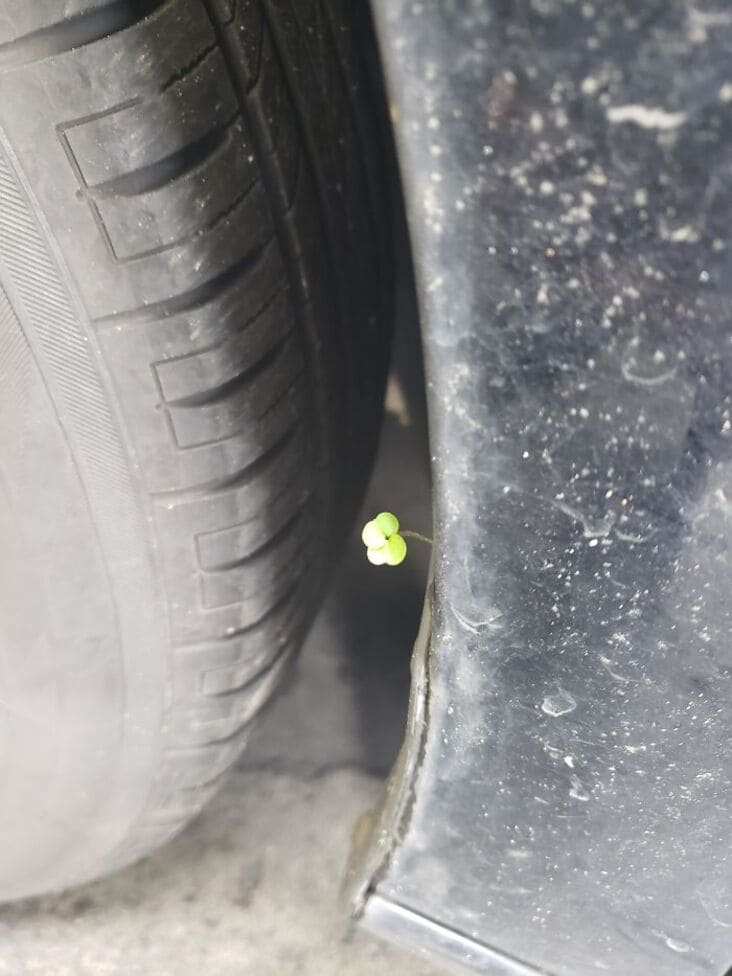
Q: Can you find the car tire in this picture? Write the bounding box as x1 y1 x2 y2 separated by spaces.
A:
0 0 390 898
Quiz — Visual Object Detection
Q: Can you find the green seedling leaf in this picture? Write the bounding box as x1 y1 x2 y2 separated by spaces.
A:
361 519 387 549
375 511 399 537
384 533 407 566
361 510 408 567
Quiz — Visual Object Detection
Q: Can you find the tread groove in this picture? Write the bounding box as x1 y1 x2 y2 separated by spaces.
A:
152 422 299 499
259 0 343 301
0 0 172 69
250 16 266 92
198 503 306 573
318 2 384 272
94 238 272 325
165 329 291 408
161 365 304 453
252 0 352 472
202 639 292 698
203 0 333 489
89 112 241 199
156 277 289 364
106 172 261 265
195 453 305 542
199 534 309 608
175 577 304 652
160 39 219 93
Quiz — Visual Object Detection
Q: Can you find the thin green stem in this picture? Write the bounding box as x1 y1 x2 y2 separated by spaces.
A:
401 529 433 546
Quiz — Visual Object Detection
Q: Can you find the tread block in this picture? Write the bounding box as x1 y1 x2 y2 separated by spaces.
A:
154 284 292 401
169 644 292 745
62 49 237 187
91 117 259 260
230 0 266 90
195 478 309 569
171 594 302 700
97 238 284 351
156 731 251 792
156 425 307 530
165 335 303 448
200 517 308 609
0 0 168 64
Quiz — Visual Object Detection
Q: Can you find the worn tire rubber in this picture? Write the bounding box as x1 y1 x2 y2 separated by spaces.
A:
0 0 390 898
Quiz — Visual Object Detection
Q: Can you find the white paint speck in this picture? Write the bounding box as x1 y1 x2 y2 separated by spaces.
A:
561 206 591 224
607 104 687 130
529 112 544 133
541 689 577 717
569 775 590 802
586 166 608 187
667 225 699 243
665 937 691 954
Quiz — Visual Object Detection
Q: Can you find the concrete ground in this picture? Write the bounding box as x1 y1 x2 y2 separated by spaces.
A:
0 343 441 975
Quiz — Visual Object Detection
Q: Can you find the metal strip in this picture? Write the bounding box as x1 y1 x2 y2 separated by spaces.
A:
362 894 550 975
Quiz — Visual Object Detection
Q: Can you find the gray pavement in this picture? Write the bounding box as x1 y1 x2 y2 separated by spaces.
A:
0 377 440 975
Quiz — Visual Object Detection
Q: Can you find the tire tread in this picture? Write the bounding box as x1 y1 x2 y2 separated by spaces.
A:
0 0 389 881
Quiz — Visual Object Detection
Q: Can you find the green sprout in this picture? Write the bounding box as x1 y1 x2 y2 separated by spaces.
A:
361 511 432 567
